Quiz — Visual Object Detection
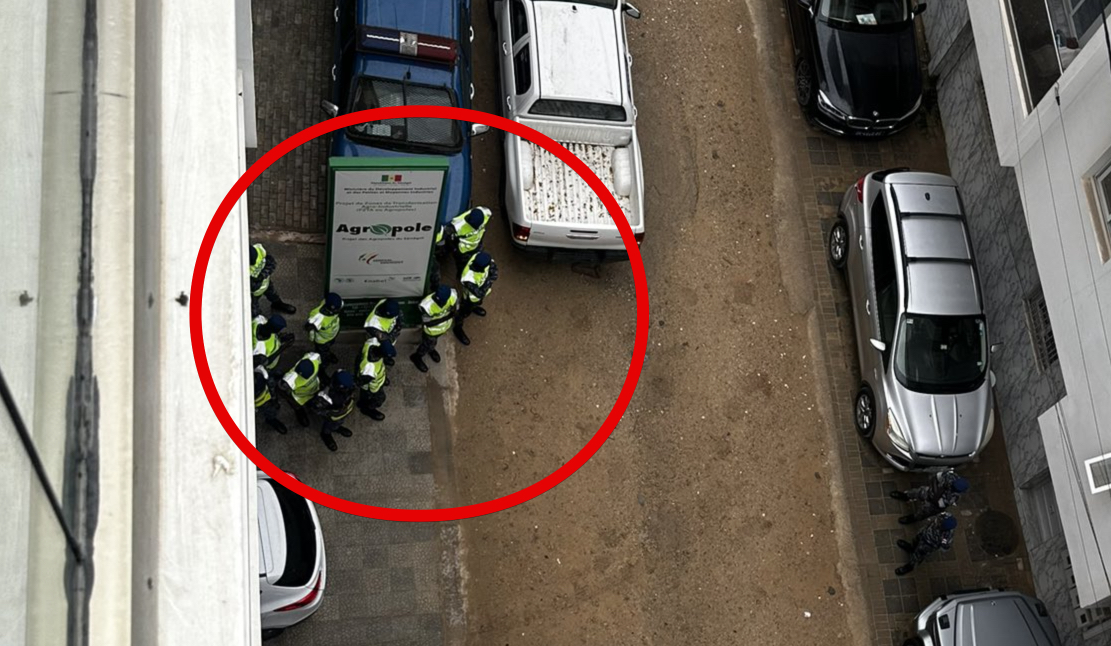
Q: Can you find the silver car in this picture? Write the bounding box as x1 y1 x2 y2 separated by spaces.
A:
828 170 998 470
906 589 1062 646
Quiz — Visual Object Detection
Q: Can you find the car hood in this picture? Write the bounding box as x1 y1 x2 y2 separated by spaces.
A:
891 381 992 458
815 21 922 120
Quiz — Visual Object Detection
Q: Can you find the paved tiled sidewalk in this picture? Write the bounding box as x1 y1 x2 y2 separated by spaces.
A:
254 242 461 646
769 22 1037 646
246 1 333 234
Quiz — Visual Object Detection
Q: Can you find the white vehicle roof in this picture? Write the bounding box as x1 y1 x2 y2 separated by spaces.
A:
533 1 624 106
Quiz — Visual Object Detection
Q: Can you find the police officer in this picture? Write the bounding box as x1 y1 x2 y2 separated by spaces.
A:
249 243 297 317
280 353 325 428
306 292 343 366
356 338 396 421
410 285 458 373
363 298 401 366
453 252 498 347
310 369 357 452
254 366 288 434
431 206 492 284
890 468 970 524
251 314 288 370
895 512 957 576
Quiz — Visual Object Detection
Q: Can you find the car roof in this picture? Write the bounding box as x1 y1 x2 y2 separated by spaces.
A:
354 0 460 82
533 1 624 105
257 478 287 584
886 178 983 317
946 593 1060 646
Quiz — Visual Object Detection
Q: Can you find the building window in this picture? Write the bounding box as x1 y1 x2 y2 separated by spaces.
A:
1021 471 1063 545
1084 156 1111 263
1004 0 1111 110
1024 285 1060 371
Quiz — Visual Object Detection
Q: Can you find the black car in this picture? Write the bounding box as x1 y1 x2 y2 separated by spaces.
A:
785 0 926 137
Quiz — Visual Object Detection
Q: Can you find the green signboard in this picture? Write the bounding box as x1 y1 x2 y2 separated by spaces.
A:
325 157 448 328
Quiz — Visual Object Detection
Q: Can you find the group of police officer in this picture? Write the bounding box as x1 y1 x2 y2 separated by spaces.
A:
248 206 498 452
889 468 972 576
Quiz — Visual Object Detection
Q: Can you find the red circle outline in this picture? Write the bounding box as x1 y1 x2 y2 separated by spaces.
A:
190 106 649 521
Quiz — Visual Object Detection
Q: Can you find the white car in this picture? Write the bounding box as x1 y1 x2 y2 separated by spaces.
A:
258 472 326 640
494 0 645 260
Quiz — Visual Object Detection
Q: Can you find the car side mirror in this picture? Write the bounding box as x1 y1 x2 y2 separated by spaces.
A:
471 123 490 136
320 100 339 119
623 2 642 19
913 2 927 15
870 338 886 352
990 342 1003 354
990 370 997 388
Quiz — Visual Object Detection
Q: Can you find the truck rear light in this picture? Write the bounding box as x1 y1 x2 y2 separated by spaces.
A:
634 232 645 246
284 471 299 481
511 224 531 243
856 176 866 203
276 571 323 612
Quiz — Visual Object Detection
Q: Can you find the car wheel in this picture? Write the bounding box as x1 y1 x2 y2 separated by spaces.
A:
854 385 876 438
828 216 848 271
795 58 815 108
261 628 284 641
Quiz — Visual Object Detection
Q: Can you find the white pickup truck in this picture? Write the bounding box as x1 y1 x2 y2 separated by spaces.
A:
493 0 645 259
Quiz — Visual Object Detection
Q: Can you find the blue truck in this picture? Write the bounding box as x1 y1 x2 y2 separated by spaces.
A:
323 0 487 225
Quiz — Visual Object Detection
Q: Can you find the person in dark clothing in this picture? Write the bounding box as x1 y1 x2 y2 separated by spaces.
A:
895 512 957 576
453 252 498 346
249 243 297 317
310 369 357 452
253 367 288 435
890 468 970 524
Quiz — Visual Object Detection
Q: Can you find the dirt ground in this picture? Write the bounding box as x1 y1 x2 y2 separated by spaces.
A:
450 0 867 644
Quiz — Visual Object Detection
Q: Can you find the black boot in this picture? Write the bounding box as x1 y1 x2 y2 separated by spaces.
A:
889 491 909 501
472 306 486 317
384 356 395 367
335 426 353 438
321 432 338 452
898 515 916 525
429 349 441 363
272 300 297 315
895 563 915 576
295 407 310 428
267 419 288 435
454 326 471 346
411 353 429 373
896 539 914 553
362 408 385 421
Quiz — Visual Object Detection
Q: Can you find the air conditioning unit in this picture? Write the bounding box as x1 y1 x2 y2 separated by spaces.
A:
1083 453 1111 495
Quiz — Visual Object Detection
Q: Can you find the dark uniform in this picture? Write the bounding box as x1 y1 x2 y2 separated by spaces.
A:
249 243 297 317
895 512 957 576
410 286 459 373
254 367 288 434
310 370 357 452
891 469 969 524
453 252 498 346
363 298 401 366
356 338 396 421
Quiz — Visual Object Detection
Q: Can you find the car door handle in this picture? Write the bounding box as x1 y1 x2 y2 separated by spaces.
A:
502 42 510 56
470 26 475 43
865 300 871 315
331 64 336 82
334 6 339 21
506 95 512 111
858 234 864 249
470 83 476 101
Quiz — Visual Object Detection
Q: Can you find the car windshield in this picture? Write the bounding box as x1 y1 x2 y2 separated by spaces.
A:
820 0 910 26
894 314 987 393
530 99 627 122
347 77 462 153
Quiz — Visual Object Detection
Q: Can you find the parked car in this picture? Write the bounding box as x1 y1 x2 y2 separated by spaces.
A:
259 472 326 640
828 170 998 470
906 589 1062 646
323 0 488 225
493 0 645 260
784 0 926 137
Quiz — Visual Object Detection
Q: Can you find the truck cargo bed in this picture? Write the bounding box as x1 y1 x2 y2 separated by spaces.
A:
523 141 636 227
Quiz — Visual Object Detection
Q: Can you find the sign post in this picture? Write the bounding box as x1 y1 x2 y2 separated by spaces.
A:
325 157 448 327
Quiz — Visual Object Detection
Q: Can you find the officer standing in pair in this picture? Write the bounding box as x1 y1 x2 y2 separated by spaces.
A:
363 298 401 366
306 292 344 366
280 352 326 428
410 285 458 373
431 206 492 286
453 252 498 346
890 468 970 524
254 366 288 434
252 314 288 370
310 369 357 452
356 338 396 421
249 243 297 317
895 512 958 576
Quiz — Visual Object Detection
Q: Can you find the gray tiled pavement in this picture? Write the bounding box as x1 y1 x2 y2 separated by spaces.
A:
253 242 457 646
769 19 1038 646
